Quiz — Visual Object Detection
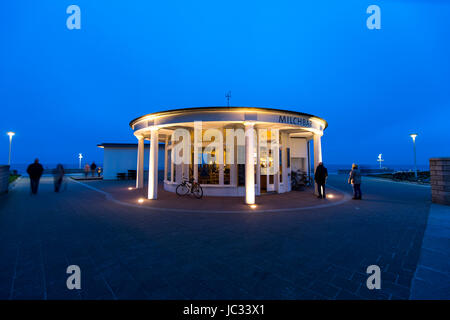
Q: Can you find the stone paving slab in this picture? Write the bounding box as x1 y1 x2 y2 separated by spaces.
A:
0 175 434 299
410 204 450 299
78 178 346 212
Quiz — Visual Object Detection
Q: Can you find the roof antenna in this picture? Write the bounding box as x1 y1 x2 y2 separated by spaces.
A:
225 91 231 106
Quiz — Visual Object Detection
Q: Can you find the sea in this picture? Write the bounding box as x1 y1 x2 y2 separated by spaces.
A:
325 164 429 174
9 162 429 176
10 163 104 176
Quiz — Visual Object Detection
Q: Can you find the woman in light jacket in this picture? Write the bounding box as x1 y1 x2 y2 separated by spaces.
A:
348 163 362 200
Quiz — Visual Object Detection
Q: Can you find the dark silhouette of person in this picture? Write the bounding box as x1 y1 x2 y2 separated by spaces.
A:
53 164 65 192
314 162 328 199
90 162 97 177
348 163 362 200
27 158 44 195
84 164 90 178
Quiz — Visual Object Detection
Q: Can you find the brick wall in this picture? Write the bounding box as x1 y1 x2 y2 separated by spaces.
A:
430 158 450 205
0 165 10 193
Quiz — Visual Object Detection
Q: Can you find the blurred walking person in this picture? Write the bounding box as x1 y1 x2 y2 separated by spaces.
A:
27 158 44 195
348 163 362 200
90 162 97 177
53 164 65 192
84 163 90 178
314 162 328 199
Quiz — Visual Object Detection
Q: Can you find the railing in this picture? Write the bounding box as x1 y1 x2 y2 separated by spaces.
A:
0 165 10 193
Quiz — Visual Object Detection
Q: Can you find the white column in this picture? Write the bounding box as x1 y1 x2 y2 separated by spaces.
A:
170 145 174 183
218 138 224 185
273 129 280 193
245 122 255 204
164 136 169 182
193 146 199 183
256 129 261 196
136 137 145 188
313 133 323 195
148 128 159 200
281 132 289 193
231 136 237 186
307 138 311 180
194 124 201 183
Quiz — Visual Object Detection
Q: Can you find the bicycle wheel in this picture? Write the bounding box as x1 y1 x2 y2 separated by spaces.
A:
176 183 189 196
192 184 203 199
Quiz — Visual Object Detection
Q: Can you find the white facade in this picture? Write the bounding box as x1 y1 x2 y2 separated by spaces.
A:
98 143 164 180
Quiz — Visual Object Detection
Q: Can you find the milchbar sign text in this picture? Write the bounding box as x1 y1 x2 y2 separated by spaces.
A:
278 115 312 127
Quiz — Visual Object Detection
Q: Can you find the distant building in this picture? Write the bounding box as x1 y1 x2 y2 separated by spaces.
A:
97 143 164 180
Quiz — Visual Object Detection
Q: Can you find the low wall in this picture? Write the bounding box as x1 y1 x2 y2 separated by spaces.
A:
0 165 10 193
337 168 394 175
430 158 450 205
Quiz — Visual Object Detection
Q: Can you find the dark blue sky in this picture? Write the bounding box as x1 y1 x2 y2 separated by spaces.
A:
1 0 449 168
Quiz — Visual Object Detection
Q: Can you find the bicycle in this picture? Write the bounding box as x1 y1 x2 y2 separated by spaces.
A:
176 178 203 199
291 170 312 191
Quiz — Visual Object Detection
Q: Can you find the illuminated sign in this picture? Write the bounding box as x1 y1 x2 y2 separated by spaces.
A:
278 115 312 127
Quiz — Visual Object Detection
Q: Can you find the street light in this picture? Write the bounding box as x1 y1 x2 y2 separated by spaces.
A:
78 153 83 169
410 133 418 179
377 153 384 169
6 131 15 166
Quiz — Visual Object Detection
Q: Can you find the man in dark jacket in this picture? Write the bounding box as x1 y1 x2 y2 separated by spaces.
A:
90 162 97 177
27 158 44 195
314 162 328 199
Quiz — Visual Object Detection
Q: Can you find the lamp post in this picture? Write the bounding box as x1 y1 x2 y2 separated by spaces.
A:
377 153 384 169
7 132 15 166
78 153 83 169
410 134 418 179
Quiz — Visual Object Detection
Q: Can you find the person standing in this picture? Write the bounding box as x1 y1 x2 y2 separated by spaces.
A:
53 164 65 192
84 163 90 178
27 158 44 195
314 162 328 199
90 162 97 177
348 163 362 200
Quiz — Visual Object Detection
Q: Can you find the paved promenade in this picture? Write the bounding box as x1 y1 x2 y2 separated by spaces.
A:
410 204 450 299
0 174 441 299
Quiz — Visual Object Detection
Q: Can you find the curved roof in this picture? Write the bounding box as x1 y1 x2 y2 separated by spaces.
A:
129 106 328 129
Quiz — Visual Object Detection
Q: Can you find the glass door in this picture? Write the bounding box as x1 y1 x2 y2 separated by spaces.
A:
260 143 275 193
